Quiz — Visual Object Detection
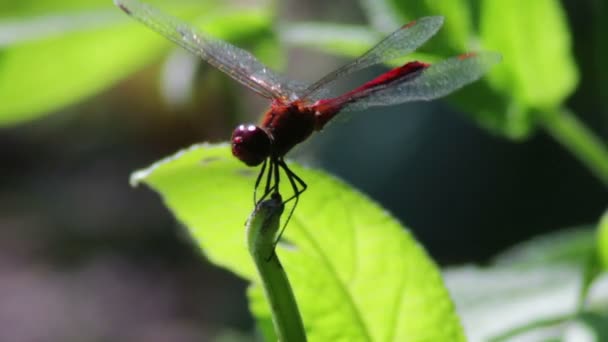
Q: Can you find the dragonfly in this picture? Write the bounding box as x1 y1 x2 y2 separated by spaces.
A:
116 0 500 218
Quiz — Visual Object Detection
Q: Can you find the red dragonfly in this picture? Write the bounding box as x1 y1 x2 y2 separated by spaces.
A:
116 0 500 209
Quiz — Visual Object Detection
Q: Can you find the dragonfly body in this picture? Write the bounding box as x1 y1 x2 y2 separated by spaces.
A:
260 101 316 158
235 60 432 166
115 0 500 209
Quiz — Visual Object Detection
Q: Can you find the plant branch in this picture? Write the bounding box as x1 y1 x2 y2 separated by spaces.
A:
488 313 575 341
540 107 608 187
247 195 307 342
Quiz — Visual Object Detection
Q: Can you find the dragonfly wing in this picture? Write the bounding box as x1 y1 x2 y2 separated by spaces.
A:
301 16 444 100
115 0 303 101
338 52 502 112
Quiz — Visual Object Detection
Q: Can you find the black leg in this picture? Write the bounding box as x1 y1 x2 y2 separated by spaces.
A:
272 158 308 246
253 159 268 205
279 159 307 203
273 156 281 195
257 157 275 203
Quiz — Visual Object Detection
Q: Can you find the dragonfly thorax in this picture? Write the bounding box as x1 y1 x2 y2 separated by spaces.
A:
231 124 272 166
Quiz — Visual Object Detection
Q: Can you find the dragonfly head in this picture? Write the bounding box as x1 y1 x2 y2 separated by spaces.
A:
231 124 271 166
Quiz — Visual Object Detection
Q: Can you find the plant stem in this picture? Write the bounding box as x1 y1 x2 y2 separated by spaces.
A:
540 108 608 187
247 195 307 342
488 313 575 341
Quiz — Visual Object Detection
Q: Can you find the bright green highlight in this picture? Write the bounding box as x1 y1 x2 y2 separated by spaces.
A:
0 1 274 126
480 0 578 110
541 108 608 187
388 0 472 53
131 143 465 342
0 18 165 125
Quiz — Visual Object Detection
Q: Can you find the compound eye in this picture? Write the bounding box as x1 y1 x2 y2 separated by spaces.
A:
231 124 271 166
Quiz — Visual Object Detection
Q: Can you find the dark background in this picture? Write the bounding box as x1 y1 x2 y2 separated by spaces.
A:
1 0 606 340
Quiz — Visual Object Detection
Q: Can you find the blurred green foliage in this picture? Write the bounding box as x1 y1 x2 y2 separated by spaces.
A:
1 0 607 340
0 0 110 16
0 21 165 125
492 227 596 268
286 0 578 139
0 0 276 125
389 0 472 54
2 0 605 182
0 0 580 136
283 0 608 185
480 0 578 112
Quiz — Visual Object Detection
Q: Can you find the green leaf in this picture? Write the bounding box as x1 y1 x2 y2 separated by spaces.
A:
445 265 577 341
492 227 596 268
385 0 581 140
388 0 472 54
0 2 275 126
576 312 608 341
446 222 608 340
0 12 166 126
480 0 579 110
132 144 465 341
282 23 441 63
488 226 603 310
0 0 110 17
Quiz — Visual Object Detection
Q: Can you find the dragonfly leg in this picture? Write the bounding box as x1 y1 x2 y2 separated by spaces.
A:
253 158 268 205
273 156 281 195
257 156 282 205
271 158 308 249
257 157 276 204
279 159 307 203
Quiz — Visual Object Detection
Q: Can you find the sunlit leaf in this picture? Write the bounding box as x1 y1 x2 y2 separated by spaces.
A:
0 0 110 18
446 265 608 341
0 15 165 126
480 0 579 110
388 0 472 54
0 2 275 126
132 144 465 341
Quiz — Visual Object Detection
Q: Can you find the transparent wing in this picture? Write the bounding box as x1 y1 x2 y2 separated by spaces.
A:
301 16 444 101
115 0 304 101
321 52 502 113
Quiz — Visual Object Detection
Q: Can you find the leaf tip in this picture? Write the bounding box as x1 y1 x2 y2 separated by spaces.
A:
129 168 148 187
128 142 228 187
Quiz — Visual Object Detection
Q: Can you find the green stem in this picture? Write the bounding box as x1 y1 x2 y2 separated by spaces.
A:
540 107 608 187
247 196 307 342
488 313 575 342
577 247 601 313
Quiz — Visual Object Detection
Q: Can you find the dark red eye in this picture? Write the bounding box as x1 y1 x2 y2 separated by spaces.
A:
231 124 271 166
